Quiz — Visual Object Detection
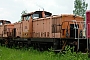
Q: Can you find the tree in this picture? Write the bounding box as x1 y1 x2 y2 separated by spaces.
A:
21 10 27 15
18 10 27 22
73 0 88 20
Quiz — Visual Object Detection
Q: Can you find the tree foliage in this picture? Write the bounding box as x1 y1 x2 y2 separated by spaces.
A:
18 10 27 22
21 10 27 15
73 0 88 20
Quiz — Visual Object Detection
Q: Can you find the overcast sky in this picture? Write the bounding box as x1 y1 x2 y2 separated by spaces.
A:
0 0 90 23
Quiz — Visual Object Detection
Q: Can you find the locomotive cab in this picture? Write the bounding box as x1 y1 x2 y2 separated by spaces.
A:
17 11 52 38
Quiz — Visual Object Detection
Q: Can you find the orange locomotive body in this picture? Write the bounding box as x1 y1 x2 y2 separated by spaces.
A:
0 20 14 37
0 11 88 51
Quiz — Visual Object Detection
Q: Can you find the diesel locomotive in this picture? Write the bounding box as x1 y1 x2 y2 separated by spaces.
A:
0 10 90 52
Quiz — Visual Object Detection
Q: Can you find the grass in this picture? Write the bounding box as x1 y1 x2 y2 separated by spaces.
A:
0 46 90 60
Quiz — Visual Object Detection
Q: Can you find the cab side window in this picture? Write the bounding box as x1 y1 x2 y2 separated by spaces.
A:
24 16 30 20
32 14 39 19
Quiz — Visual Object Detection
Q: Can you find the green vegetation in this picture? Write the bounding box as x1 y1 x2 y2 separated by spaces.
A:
0 46 90 60
73 0 88 20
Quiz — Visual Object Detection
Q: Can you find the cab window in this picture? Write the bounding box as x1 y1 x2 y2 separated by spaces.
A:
32 14 39 19
24 16 30 20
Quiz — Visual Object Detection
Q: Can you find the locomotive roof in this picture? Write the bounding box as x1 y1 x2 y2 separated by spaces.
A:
21 11 52 17
0 20 11 23
4 24 14 26
51 14 83 18
33 14 83 21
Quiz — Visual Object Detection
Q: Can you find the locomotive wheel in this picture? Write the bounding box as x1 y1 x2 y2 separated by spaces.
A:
5 39 8 45
4 39 10 47
18 42 23 48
